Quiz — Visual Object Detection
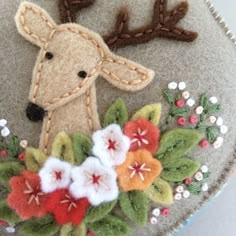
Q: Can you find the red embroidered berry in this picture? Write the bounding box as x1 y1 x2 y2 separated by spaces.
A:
0 220 8 226
199 139 209 148
87 232 95 236
0 150 7 157
189 115 198 124
18 152 25 161
161 208 170 216
175 99 185 107
177 117 186 126
183 178 192 185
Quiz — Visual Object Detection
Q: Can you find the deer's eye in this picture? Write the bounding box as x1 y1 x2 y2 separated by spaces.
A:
45 52 54 60
78 71 87 79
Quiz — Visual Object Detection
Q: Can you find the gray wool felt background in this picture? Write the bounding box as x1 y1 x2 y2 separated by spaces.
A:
0 0 236 236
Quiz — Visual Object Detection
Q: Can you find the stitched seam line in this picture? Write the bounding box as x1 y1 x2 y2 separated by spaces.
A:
20 8 149 106
86 87 93 132
43 111 53 153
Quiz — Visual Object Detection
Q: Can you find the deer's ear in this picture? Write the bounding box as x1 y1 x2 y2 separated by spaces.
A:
15 2 57 48
99 54 155 92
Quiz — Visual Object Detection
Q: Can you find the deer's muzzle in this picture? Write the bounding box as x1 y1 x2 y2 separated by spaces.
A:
26 102 46 122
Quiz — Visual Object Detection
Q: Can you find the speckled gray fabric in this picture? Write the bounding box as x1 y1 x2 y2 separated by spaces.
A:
0 0 236 235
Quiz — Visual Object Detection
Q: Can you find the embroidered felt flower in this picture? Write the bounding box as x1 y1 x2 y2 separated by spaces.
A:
70 157 118 206
124 118 160 154
116 149 162 191
39 157 72 193
8 171 48 219
45 189 89 226
92 124 130 167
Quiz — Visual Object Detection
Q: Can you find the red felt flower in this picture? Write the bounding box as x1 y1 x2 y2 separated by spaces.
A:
124 118 160 154
8 171 48 220
45 189 90 226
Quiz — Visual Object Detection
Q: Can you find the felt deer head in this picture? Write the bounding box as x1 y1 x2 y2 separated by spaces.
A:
15 2 155 153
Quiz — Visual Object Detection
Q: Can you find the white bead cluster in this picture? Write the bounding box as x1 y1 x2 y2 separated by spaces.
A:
174 185 190 200
168 82 195 107
194 165 209 192
0 119 10 137
150 208 160 224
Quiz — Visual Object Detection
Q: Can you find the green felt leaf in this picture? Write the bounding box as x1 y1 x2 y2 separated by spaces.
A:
187 182 201 195
52 132 74 164
170 106 190 117
0 161 24 187
206 127 219 143
161 157 200 182
72 132 92 165
25 148 47 172
0 199 22 223
20 214 60 236
155 129 202 161
60 223 73 236
206 104 220 115
145 177 173 205
60 222 87 236
119 191 148 225
200 94 208 110
163 89 174 105
84 200 117 223
131 103 162 126
88 215 131 236
103 98 128 127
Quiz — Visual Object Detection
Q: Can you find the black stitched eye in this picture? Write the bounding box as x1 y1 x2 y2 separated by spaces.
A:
45 52 54 60
78 71 87 79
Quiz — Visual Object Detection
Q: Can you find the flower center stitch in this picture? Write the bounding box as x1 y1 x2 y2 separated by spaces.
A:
131 128 149 147
54 171 62 180
128 162 151 181
60 194 78 212
107 139 117 150
84 171 110 191
92 174 101 184
23 180 44 206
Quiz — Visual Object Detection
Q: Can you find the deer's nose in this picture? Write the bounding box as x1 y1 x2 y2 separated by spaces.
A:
26 102 46 122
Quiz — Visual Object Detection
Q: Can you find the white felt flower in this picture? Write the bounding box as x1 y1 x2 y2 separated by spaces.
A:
70 157 118 206
0 119 10 137
39 157 72 193
92 124 130 167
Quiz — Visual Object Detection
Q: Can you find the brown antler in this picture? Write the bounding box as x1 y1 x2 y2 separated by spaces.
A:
58 0 95 23
104 0 198 49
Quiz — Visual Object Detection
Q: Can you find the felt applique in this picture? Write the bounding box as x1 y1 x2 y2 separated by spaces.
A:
39 157 72 193
0 82 229 235
70 157 119 206
59 0 96 23
124 118 160 154
58 0 198 49
92 124 130 167
116 150 162 191
15 2 154 154
45 189 90 226
7 171 48 220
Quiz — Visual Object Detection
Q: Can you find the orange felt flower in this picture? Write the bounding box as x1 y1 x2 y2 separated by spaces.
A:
124 118 160 154
7 171 48 220
116 149 162 191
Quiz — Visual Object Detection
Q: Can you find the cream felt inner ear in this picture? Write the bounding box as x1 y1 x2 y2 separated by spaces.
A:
15 2 56 48
99 56 154 92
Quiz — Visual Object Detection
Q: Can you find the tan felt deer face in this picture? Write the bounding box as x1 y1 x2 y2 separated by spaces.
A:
15 2 155 112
